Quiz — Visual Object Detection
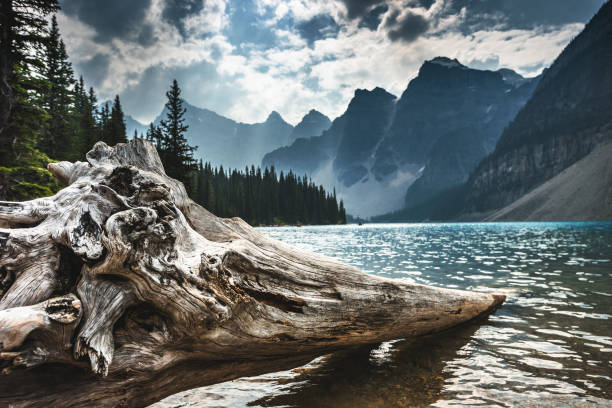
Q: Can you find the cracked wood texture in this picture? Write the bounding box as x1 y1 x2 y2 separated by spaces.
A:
0 139 506 407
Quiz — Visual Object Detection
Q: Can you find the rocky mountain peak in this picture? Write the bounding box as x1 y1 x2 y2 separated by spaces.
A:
265 110 285 123
496 68 527 87
350 87 397 110
303 109 328 121
288 109 332 142
427 56 466 69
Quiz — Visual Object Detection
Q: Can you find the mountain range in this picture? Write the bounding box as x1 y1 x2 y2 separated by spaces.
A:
124 103 331 171
462 1 612 220
377 0 612 222
263 57 539 217
118 1 611 222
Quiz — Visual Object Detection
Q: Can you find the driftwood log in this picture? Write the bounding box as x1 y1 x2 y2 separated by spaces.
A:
0 139 505 407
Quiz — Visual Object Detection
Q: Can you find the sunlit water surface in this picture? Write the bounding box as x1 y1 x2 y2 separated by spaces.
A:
153 222 612 407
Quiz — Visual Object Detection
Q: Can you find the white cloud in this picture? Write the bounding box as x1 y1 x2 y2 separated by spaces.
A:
255 0 344 24
58 0 585 125
183 0 230 35
58 0 230 121
217 18 582 123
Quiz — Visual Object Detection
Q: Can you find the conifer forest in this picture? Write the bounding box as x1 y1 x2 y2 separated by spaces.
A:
0 0 345 225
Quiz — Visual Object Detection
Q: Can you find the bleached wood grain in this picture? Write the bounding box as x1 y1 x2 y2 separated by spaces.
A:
0 139 505 407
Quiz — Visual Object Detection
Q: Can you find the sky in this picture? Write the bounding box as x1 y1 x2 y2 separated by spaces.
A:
57 0 606 125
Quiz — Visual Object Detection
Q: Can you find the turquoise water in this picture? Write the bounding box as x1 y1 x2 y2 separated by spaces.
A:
154 222 612 407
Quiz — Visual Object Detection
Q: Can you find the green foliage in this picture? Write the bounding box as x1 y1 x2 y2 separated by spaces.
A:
10 181 54 201
193 163 346 226
0 3 100 201
1 5 346 228
157 79 197 189
2 63 50 168
0 1 66 201
0 165 62 201
104 95 127 146
74 77 99 156
0 0 60 150
0 62 62 202
38 15 76 161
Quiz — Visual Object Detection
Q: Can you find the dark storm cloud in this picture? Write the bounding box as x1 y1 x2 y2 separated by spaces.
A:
60 0 155 46
340 0 386 20
118 65 178 121
162 0 205 37
296 15 340 46
415 0 435 9
386 11 430 43
340 1 431 38
451 0 606 29
59 0 606 124
339 0 606 37
74 53 111 89
61 0 218 44
358 5 388 30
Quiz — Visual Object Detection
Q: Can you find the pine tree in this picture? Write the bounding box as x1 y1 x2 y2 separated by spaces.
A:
339 200 346 224
0 0 59 159
188 162 345 226
39 15 76 160
0 63 60 200
146 123 163 150
74 77 98 156
0 1 61 200
106 95 127 145
158 79 197 188
99 102 110 143
206 178 215 213
85 86 99 150
4 64 48 166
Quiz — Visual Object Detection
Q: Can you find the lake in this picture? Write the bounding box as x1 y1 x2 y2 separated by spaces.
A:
153 222 612 407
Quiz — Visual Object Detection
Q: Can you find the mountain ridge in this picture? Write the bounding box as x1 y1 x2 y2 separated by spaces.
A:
122 101 331 170
463 1 612 216
377 1 612 222
263 57 538 217
486 139 612 221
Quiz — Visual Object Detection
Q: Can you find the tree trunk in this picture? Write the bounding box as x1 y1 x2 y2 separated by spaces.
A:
0 0 15 139
0 139 505 407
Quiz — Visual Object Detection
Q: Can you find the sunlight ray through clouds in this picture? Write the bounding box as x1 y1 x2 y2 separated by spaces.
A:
58 0 596 123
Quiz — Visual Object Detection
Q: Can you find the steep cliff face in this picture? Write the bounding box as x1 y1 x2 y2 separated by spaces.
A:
264 88 396 187
486 141 612 221
397 59 540 208
288 109 331 142
333 87 397 187
464 1 612 214
263 88 409 217
262 114 344 176
375 58 499 177
467 126 612 213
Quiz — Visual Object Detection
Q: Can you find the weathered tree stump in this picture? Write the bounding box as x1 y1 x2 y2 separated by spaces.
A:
0 139 505 407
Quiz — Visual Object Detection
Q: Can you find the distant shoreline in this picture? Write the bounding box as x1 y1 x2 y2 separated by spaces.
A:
257 220 612 227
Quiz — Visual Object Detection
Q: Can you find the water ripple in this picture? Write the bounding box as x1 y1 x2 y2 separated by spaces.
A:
152 222 612 407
